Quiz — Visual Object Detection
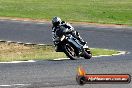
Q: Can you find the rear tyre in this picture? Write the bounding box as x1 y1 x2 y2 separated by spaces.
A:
64 43 78 60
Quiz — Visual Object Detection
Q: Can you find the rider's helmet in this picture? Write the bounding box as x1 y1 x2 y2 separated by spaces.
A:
52 17 62 27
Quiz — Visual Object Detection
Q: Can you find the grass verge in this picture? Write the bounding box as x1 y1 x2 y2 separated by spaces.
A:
0 0 131 25
0 42 119 62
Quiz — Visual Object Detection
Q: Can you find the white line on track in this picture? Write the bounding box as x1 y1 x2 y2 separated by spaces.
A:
0 85 11 87
0 84 31 87
53 51 128 60
53 58 69 60
0 60 36 64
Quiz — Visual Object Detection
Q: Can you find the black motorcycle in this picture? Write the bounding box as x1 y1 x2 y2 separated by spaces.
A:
55 33 92 60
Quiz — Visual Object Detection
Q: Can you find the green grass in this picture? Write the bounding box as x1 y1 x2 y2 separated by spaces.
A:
0 42 119 62
0 0 132 25
91 48 118 56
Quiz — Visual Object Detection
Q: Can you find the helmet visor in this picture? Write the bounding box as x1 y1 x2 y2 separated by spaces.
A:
53 21 60 27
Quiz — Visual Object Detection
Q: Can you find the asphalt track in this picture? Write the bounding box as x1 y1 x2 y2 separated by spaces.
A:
0 20 132 88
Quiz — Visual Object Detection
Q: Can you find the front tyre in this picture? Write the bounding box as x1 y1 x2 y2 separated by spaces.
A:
64 43 78 60
83 49 92 59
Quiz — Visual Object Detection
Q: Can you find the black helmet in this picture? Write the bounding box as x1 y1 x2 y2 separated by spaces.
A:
52 17 62 27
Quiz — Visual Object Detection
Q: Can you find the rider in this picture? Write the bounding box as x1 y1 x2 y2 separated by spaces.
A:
52 16 86 51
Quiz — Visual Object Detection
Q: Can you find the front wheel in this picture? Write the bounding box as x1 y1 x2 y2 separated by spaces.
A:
64 43 78 60
83 48 92 59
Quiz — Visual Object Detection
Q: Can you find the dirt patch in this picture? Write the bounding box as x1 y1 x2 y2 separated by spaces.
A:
0 17 128 28
0 42 30 50
71 21 127 28
0 17 50 23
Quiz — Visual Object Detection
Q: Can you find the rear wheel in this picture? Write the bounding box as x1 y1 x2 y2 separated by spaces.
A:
64 43 78 60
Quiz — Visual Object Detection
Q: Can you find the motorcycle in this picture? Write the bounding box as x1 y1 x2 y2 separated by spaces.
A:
55 34 92 60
